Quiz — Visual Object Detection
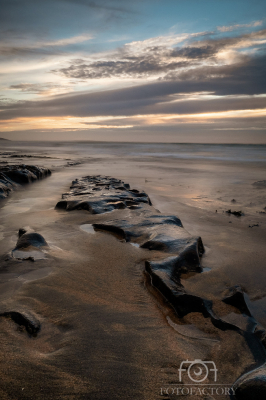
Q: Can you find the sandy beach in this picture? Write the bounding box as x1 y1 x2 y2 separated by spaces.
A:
1 0 266 397
0 141 266 399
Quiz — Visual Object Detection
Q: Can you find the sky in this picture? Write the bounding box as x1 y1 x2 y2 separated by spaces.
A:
0 0 266 142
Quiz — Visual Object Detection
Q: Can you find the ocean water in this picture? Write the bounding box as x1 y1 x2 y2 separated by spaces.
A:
2 141 266 164
129 143 266 162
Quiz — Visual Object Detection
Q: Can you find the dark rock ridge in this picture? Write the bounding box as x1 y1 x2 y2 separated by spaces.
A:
146 258 258 333
57 175 204 275
93 214 204 269
8 154 53 159
0 164 51 199
55 175 152 213
56 176 258 328
56 175 266 398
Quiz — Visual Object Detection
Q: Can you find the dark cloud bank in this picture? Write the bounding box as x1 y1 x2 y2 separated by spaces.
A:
1 53 266 121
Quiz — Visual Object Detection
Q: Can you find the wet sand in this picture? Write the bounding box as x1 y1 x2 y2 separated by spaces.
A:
0 142 266 399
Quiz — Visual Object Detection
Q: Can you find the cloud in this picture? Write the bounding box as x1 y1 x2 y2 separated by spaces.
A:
52 28 266 81
0 33 93 56
170 45 215 59
124 33 190 51
1 13 266 140
35 34 93 48
9 82 74 96
163 52 266 89
58 0 136 14
0 115 134 132
1 53 266 125
1 107 265 134
53 58 191 79
0 0 138 45
217 20 263 32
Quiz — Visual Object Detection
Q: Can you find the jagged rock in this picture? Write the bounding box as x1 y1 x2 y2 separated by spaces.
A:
220 313 257 333
57 176 207 318
0 311 40 335
1 164 51 184
57 175 244 331
0 173 17 198
94 213 204 273
222 285 252 317
145 258 250 331
18 228 27 238
226 209 243 216
145 258 208 317
255 328 266 350
55 175 152 214
0 164 51 199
